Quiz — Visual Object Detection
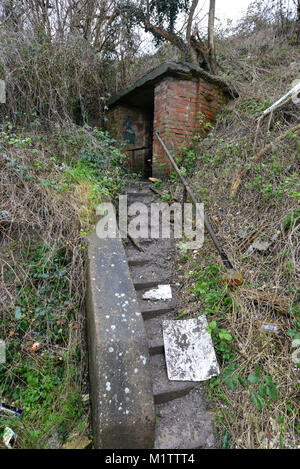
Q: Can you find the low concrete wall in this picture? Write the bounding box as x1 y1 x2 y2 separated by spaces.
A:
86 231 155 449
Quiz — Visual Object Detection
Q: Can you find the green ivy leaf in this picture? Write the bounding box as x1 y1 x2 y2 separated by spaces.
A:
264 376 278 400
238 376 249 389
250 390 263 410
248 373 260 384
209 320 217 330
254 364 261 377
258 383 267 398
224 376 238 391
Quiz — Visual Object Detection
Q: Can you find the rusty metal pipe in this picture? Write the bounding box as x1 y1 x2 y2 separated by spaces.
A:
155 131 234 270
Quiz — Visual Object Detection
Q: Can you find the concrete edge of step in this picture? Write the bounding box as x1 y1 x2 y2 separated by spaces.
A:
86 231 155 449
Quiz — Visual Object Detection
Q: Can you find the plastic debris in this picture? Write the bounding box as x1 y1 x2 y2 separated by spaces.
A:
162 315 220 382
0 404 22 419
254 321 280 334
3 427 16 449
246 244 254 254
261 324 279 333
142 284 172 301
252 239 272 252
238 229 250 239
220 271 243 287
0 210 10 220
29 342 41 352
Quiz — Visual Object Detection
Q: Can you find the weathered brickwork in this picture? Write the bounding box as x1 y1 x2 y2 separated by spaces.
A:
107 66 230 178
152 77 228 178
107 104 151 174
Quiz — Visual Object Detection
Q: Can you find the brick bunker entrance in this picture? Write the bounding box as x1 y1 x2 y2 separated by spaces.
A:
107 62 235 179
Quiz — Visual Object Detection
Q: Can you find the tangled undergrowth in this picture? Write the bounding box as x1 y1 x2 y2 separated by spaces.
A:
169 22 300 450
0 123 129 448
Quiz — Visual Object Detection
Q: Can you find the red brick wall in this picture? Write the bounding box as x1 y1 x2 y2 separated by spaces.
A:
107 76 228 178
152 77 228 178
107 105 151 174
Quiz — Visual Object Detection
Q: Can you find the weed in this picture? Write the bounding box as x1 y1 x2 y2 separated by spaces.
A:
0 123 128 447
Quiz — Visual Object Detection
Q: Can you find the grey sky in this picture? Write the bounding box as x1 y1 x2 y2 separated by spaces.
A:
141 0 296 54
202 0 253 25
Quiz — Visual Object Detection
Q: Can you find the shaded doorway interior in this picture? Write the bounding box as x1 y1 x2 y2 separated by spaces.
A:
109 86 155 179
143 106 153 179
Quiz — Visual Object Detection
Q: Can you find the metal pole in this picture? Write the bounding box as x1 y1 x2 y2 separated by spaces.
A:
155 131 233 269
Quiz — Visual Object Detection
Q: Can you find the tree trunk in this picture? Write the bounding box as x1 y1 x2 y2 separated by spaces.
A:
144 20 193 62
296 0 300 44
142 0 217 73
207 0 216 73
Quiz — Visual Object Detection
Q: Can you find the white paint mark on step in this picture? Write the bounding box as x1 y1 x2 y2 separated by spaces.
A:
142 284 172 301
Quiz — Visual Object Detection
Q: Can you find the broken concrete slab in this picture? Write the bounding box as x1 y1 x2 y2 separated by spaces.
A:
252 231 279 252
142 284 172 301
252 239 272 251
162 316 220 382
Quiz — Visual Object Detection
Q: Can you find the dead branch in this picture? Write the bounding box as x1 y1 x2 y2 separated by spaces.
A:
240 288 291 316
127 232 145 252
230 123 300 197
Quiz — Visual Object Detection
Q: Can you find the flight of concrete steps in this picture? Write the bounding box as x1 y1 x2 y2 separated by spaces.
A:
123 182 215 449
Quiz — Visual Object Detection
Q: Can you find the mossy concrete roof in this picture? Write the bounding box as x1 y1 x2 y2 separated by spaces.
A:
108 61 237 109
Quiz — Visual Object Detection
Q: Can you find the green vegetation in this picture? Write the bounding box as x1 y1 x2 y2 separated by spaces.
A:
0 124 129 448
174 15 300 444
1 0 300 452
176 250 299 448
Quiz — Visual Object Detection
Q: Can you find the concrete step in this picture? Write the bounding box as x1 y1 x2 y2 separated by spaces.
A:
140 303 175 320
125 239 174 261
126 190 152 196
133 279 170 291
144 313 173 355
154 388 215 449
129 256 172 274
127 192 156 199
126 182 152 192
150 353 197 404
127 256 150 267
127 194 157 205
130 263 172 286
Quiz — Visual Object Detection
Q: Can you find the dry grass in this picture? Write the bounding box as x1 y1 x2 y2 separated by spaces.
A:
0 122 128 447
0 129 90 447
173 21 300 449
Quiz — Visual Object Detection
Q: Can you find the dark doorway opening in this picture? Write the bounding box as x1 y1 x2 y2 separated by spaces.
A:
116 88 154 180
144 110 153 179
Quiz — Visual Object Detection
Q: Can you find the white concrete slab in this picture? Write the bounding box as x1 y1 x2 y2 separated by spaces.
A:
142 284 172 301
162 316 220 382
